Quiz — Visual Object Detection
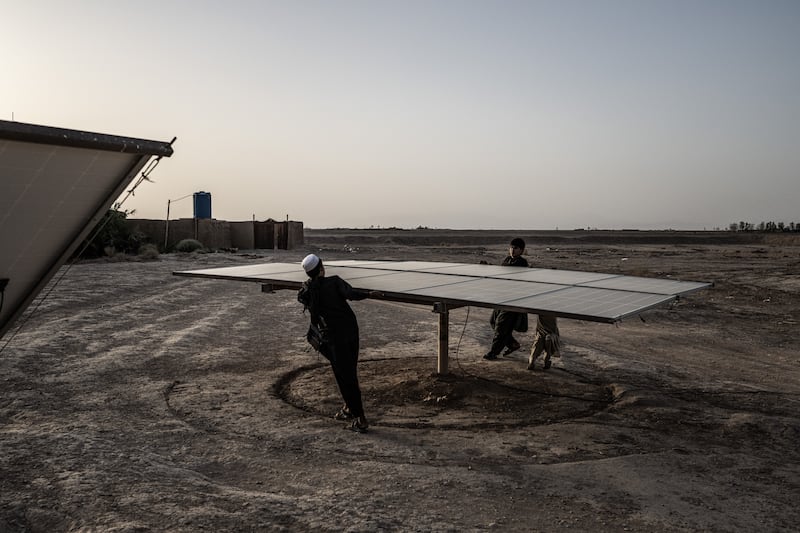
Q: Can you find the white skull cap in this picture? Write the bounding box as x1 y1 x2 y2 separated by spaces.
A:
301 254 321 272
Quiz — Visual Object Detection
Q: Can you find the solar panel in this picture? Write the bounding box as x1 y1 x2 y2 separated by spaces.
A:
339 271 473 293
418 263 532 277
174 259 712 374
174 260 711 323
405 278 563 305
339 260 463 271
327 260 708 298
506 286 676 322
0 120 174 339
322 267 400 280
580 275 710 296
178 263 304 282
494 268 617 285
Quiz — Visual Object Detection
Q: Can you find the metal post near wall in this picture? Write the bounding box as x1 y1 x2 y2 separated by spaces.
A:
164 193 193 250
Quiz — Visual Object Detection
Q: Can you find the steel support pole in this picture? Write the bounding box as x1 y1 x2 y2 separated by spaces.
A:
435 303 449 375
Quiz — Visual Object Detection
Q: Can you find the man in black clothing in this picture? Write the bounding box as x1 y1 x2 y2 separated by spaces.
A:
484 238 529 360
297 254 370 432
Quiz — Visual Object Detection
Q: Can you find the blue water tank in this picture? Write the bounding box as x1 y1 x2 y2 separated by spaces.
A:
193 191 212 219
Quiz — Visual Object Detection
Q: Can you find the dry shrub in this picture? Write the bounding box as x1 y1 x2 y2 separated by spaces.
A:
138 244 160 260
175 239 204 253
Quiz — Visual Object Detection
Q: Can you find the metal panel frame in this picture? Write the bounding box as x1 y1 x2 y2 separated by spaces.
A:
0 119 174 156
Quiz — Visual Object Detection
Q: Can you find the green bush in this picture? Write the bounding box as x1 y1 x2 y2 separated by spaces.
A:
78 209 145 259
175 239 204 253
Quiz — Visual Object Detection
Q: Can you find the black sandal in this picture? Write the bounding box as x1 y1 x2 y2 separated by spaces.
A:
334 407 355 420
503 342 521 356
349 416 369 433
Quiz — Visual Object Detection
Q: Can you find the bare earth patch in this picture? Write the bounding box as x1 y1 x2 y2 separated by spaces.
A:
1 230 799 532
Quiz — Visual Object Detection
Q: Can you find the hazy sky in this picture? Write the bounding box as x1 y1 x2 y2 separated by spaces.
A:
3 1 798 229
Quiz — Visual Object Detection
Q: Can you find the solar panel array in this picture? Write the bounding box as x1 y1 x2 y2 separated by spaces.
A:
174 260 711 323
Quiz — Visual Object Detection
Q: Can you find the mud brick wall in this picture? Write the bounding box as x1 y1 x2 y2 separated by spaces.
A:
128 219 303 251
230 221 255 250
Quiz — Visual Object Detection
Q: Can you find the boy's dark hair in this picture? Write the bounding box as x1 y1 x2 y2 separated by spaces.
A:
510 237 525 249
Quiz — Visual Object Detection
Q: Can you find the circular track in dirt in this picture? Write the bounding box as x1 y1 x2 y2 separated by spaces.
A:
276 356 614 430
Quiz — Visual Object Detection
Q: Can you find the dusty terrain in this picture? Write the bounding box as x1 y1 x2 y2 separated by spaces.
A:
1 230 798 532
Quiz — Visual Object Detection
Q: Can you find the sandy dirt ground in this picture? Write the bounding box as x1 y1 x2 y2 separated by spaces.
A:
1 230 798 532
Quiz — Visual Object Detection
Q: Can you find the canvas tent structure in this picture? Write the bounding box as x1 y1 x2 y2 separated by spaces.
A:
174 260 712 374
0 120 174 340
